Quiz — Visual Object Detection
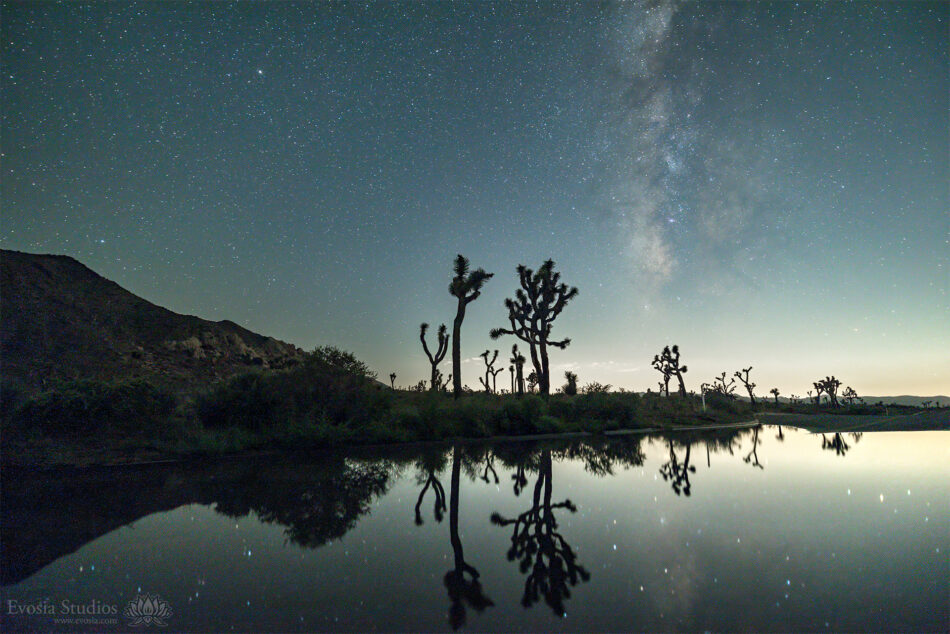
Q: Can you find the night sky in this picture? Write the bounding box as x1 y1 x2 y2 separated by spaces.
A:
3 2 947 396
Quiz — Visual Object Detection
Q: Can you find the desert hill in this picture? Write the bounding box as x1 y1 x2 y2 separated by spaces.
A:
1 249 303 393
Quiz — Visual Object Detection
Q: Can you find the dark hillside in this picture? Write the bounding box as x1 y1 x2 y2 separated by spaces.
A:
1 249 302 393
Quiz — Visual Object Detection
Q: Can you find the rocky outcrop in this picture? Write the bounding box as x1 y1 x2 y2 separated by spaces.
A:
1 249 304 393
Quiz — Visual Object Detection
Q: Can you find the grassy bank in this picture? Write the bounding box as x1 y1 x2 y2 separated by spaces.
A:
3 349 942 467
1 352 752 467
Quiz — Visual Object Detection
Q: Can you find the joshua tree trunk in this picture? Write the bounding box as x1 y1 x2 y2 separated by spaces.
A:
452 300 465 398
539 341 550 396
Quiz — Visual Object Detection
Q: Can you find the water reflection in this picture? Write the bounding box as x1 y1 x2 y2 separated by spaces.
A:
659 437 697 495
491 446 590 616
743 425 764 469
414 450 448 525
820 431 862 457
444 445 493 629
212 458 393 549
3 425 947 632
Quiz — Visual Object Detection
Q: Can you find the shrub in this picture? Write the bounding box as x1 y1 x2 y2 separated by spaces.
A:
16 379 176 437
197 347 391 434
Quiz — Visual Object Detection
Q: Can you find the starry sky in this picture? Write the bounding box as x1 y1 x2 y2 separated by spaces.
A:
3 1 947 396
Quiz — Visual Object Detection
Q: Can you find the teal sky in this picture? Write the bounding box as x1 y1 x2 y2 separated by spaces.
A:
2 2 947 395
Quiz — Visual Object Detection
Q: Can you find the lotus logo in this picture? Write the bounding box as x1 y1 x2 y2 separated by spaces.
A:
123 593 173 627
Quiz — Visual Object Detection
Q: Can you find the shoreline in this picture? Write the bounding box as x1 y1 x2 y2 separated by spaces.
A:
5 413 946 471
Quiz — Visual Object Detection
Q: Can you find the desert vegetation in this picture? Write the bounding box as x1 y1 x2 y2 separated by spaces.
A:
1 253 943 467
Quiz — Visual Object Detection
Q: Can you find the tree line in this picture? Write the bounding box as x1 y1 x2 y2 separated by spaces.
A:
397 254 861 408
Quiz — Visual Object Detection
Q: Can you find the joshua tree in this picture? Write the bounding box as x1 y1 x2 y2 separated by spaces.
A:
434 369 452 392
389 372 396 390
478 349 503 394
842 386 858 406
509 366 515 393
449 255 494 399
817 376 842 407
769 387 780 405
734 367 756 407
490 260 578 397
563 370 578 396
652 345 688 396
510 345 526 396
526 371 539 393
710 372 736 397
420 323 450 393
652 358 672 396
790 394 800 405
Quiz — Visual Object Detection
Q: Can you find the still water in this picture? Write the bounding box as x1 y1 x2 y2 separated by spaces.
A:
2 425 947 632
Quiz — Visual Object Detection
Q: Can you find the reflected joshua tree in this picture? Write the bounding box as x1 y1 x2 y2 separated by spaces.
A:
444 445 494 629
414 450 449 525
743 425 764 469
659 438 696 496
820 432 851 456
491 448 590 616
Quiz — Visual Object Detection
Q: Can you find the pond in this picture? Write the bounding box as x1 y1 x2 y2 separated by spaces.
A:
2 424 947 632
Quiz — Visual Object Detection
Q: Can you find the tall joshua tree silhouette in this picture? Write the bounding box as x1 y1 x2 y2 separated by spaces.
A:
490 260 578 396
734 366 756 407
841 386 859 405
769 387 780 405
652 345 688 396
389 372 396 390
449 255 493 399
420 323 450 393
478 349 502 394
510 344 526 396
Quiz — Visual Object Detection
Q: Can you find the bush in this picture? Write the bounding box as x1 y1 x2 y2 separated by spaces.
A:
196 347 391 434
15 379 176 437
501 395 544 435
